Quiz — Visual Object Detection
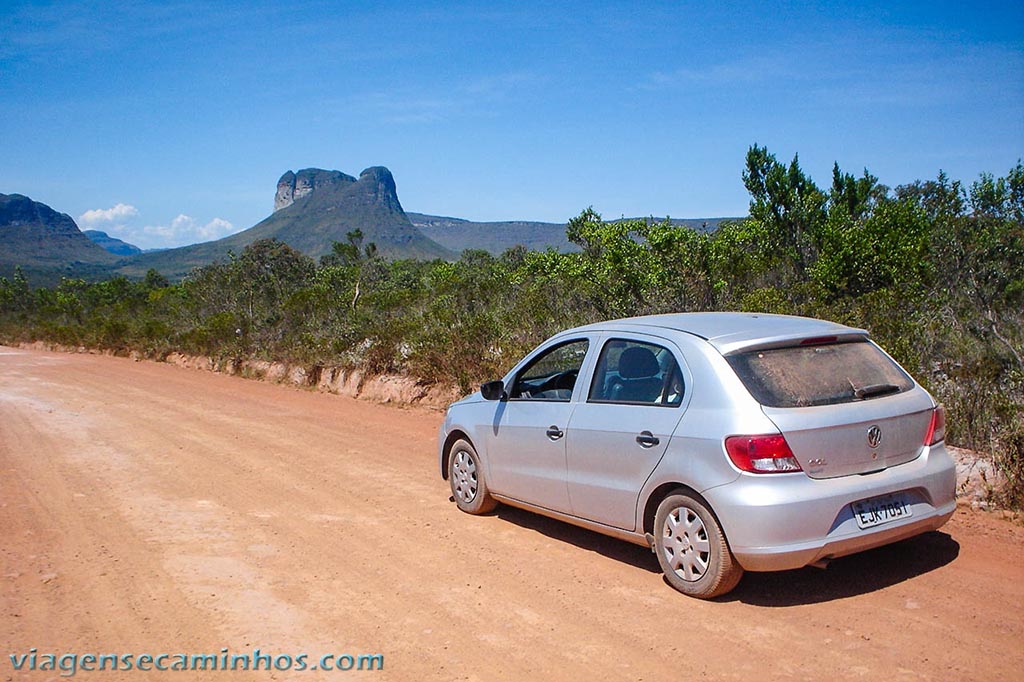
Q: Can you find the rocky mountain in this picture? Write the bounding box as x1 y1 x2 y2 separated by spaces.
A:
0 193 117 283
118 166 452 279
84 230 143 256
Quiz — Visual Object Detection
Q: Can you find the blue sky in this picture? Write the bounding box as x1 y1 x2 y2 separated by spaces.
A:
1 1 1022 249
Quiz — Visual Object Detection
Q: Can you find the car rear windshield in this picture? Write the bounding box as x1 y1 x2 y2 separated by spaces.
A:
726 340 914 408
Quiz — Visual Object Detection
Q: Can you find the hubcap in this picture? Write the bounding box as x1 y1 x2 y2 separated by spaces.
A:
661 506 711 582
451 450 478 503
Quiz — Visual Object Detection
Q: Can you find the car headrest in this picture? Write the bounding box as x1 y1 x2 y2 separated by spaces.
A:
619 346 659 379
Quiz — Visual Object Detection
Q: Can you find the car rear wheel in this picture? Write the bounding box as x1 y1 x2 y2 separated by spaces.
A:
653 491 743 598
449 439 497 514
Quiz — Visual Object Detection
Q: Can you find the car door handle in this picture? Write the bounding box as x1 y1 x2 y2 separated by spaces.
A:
546 426 564 441
636 431 660 448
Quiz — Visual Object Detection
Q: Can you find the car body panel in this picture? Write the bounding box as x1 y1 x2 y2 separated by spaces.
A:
484 399 576 512
565 402 679 529
762 389 935 478
573 312 867 355
703 443 956 570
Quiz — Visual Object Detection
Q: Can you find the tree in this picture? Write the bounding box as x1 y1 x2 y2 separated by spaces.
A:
322 229 380 310
562 208 657 317
830 163 885 220
0 267 31 314
234 239 314 327
742 144 827 271
894 170 965 222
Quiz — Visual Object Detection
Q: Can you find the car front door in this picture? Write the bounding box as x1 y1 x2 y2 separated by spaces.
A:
565 335 690 531
484 337 593 513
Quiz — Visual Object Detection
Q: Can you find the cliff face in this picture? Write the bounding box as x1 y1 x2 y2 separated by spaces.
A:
274 169 357 211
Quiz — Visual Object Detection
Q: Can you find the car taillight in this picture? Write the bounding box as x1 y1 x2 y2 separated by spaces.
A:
924 404 946 445
725 434 803 474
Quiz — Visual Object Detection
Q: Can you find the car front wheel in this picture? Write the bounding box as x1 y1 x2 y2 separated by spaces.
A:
448 439 497 514
653 491 743 598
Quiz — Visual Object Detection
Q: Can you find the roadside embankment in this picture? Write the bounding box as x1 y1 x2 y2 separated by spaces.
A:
16 341 461 409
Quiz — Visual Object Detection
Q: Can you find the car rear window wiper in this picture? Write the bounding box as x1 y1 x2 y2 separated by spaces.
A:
853 383 901 400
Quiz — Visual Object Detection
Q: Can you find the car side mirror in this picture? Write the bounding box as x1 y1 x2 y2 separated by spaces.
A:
480 380 507 401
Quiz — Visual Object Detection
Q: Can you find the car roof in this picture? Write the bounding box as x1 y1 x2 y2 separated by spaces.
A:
570 312 868 355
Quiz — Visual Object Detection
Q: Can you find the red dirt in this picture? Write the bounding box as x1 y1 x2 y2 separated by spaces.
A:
2 346 1022 680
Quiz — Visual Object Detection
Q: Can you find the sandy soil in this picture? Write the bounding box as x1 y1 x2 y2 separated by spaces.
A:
2 346 1022 681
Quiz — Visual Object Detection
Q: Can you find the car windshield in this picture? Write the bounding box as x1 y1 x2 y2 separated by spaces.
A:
726 340 913 408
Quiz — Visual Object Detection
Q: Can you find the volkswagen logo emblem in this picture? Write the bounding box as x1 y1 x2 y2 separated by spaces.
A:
867 425 882 448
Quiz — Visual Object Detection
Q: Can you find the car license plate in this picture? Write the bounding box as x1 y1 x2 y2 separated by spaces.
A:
852 492 913 529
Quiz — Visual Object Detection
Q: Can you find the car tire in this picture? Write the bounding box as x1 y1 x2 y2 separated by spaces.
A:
448 439 497 514
653 491 743 599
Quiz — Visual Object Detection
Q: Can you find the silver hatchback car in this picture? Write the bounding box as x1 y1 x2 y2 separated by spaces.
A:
438 313 956 598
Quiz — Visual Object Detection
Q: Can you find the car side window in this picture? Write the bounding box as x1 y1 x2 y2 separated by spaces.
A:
588 338 684 406
509 339 590 401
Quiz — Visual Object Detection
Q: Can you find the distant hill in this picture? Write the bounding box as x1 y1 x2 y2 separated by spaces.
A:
117 166 452 279
84 230 143 256
409 213 740 254
0 193 118 284
408 213 574 252
647 217 738 232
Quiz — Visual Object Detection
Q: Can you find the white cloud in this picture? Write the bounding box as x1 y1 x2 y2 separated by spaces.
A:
77 203 238 249
197 217 235 240
142 214 237 246
78 203 139 229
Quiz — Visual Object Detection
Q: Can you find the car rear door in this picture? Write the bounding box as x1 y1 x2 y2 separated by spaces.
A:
726 339 935 478
564 334 690 531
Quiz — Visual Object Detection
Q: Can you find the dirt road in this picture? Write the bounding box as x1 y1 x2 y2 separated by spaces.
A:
2 346 1022 681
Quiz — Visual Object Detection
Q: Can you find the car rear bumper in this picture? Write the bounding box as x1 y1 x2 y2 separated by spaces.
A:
703 443 957 572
